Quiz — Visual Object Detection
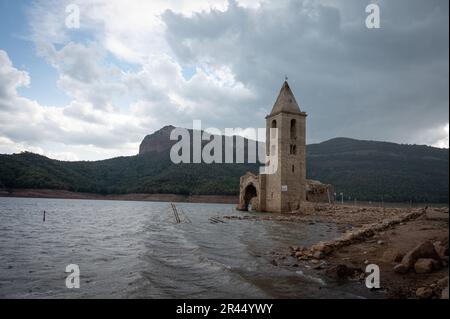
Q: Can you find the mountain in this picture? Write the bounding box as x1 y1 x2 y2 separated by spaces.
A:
306 137 448 203
139 125 177 154
0 127 448 203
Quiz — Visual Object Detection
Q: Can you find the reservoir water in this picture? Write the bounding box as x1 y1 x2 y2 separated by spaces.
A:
0 197 368 298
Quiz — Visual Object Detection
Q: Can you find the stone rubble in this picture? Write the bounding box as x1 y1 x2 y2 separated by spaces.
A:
289 208 426 260
393 239 448 275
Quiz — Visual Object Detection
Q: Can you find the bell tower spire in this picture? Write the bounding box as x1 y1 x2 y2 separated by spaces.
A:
264 80 307 212
269 80 302 116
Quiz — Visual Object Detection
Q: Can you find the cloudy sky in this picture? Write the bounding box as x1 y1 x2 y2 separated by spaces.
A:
0 0 448 161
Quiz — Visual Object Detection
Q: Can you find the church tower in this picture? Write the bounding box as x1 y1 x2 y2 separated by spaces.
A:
264 80 307 212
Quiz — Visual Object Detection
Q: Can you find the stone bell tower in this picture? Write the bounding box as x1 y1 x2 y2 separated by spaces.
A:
264 80 307 212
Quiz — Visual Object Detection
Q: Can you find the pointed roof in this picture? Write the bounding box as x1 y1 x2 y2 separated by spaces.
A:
269 81 302 116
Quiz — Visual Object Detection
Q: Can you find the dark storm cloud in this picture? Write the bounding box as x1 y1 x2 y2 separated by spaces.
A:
162 0 449 146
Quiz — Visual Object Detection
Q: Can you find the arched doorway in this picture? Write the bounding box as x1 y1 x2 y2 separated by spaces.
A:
243 184 258 211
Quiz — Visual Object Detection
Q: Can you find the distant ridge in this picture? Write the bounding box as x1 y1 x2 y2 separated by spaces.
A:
0 127 448 203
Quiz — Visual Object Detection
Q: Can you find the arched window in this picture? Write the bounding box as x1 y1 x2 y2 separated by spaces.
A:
290 119 297 139
271 120 277 139
289 144 297 155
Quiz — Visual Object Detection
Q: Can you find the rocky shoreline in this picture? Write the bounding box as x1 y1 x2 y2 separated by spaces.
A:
224 204 449 299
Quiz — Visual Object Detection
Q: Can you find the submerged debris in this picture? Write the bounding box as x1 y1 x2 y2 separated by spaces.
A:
169 203 192 224
209 216 225 224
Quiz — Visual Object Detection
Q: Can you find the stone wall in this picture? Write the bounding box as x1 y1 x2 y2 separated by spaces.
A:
306 179 335 204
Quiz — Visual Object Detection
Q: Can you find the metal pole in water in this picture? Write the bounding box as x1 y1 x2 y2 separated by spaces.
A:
43 210 46 222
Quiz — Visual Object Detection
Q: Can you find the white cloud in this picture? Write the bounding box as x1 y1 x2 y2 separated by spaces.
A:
0 0 448 162
0 5 258 161
0 49 145 160
162 0 449 146
0 50 31 103
431 123 450 149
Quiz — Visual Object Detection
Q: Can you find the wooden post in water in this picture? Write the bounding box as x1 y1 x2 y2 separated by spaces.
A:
171 203 181 223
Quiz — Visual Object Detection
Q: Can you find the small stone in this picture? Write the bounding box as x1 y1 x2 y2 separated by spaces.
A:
434 241 448 259
326 264 362 280
313 250 325 259
441 286 449 299
431 259 442 270
312 242 332 255
377 240 385 245
364 260 369 264
382 249 404 263
437 276 448 289
393 263 409 274
313 264 324 270
416 287 433 299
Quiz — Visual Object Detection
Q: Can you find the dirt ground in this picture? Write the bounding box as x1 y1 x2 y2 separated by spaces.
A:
225 204 449 299
323 208 449 298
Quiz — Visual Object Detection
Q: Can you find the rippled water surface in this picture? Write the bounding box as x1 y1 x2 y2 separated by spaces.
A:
0 197 368 298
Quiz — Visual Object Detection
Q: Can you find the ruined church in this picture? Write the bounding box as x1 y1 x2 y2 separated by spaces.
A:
237 80 333 213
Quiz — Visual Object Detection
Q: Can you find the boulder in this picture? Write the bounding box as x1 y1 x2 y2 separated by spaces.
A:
416 287 433 299
414 258 436 274
401 241 440 269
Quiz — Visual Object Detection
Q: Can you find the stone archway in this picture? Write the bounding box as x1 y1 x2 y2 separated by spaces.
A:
237 172 261 211
243 184 258 211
